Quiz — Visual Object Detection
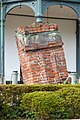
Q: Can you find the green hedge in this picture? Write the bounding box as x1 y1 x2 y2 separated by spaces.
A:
0 84 80 119
21 87 80 119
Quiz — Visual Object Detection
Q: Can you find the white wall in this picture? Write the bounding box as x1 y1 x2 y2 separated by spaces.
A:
5 14 76 80
60 20 76 72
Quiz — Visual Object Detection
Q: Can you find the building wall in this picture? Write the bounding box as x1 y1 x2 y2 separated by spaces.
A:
5 15 76 81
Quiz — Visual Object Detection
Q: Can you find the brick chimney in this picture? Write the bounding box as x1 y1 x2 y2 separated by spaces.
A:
15 23 68 84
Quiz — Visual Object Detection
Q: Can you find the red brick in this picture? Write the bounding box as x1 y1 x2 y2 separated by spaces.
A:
16 23 68 84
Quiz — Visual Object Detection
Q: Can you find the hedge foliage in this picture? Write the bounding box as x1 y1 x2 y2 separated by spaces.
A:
0 84 80 119
21 87 80 119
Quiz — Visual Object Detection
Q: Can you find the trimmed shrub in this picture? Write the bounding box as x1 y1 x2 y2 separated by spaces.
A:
21 87 80 119
0 84 80 119
56 87 80 119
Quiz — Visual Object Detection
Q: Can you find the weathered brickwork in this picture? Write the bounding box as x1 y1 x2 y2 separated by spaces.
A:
16 23 68 84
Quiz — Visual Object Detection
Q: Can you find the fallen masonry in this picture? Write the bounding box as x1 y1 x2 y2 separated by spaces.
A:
15 23 68 84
